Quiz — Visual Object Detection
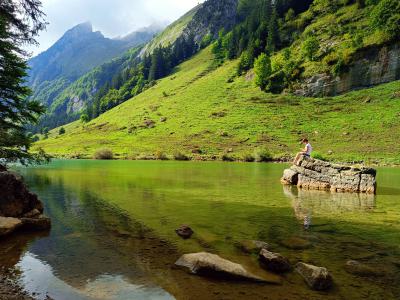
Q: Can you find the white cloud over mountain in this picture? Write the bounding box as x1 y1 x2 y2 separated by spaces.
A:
28 0 204 55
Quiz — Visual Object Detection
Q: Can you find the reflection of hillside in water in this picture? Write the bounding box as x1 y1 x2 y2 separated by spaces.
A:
283 186 376 222
19 173 176 299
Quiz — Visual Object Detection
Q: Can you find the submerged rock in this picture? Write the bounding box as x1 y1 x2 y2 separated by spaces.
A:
175 225 194 239
0 217 22 236
281 155 376 194
20 215 51 231
280 236 312 250
0 171 51 236
235 240 269 254
259 249 291 273
295 262 333 291
344 260 384 277
175 252 280 283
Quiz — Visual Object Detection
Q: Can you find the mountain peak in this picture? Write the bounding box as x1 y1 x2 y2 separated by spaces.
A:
69 22 93 34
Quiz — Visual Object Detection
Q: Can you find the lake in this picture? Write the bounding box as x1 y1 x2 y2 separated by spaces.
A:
3 160 400 299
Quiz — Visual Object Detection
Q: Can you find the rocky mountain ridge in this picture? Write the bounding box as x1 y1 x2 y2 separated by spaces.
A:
27 22 160 108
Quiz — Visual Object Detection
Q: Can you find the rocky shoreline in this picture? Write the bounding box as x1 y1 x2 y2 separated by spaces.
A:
0 274 34 300
0 170 51 237
40 154 400 167
0 168 51 299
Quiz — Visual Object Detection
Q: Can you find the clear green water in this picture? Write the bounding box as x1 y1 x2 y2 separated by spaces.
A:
3 160 400 299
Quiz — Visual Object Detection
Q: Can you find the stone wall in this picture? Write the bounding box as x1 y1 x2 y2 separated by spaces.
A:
295 43 400 97
281 156 376 194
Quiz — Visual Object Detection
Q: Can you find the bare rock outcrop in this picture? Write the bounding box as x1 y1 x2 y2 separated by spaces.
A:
281 155 376 194
0 170 50 236
295 42 400 97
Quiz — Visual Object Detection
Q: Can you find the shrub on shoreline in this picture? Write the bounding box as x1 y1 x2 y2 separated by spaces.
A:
155 151 169 160
173 151 190 161
94 148 114 160
255 149 273 162
243 153 255 162
221 154 235 162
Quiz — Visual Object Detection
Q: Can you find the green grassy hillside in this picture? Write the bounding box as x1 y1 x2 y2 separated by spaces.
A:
34 46 400 164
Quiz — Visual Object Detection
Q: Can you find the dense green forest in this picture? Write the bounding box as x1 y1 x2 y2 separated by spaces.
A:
213 0 400 92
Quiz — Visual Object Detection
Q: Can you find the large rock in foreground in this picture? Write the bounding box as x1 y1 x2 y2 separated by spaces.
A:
175 252 281 284
259 249 291 273
281 156 376 194
295 262 333 291
0 170 50 236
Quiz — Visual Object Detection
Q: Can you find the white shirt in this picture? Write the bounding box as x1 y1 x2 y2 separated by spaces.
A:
305 143 312 155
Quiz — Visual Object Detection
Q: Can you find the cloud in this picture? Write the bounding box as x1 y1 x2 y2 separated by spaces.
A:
28 0 204 56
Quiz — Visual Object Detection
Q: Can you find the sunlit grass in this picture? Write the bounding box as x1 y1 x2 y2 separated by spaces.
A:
34 46 400 165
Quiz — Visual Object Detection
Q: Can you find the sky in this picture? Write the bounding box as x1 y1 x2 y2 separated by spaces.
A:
27 0 204 56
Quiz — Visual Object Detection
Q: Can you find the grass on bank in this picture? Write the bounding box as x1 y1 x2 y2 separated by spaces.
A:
34 46 400 165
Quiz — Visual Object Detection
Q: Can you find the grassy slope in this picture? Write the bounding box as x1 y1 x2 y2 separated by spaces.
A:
34 46 400 164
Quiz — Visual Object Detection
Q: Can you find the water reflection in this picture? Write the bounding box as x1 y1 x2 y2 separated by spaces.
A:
7 161 400 300
17 253 174 300
283 185 376 225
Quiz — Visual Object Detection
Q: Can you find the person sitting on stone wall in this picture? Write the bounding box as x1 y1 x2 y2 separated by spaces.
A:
293 138 312 165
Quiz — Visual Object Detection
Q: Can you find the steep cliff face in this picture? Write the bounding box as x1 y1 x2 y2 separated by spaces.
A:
296 43 400 97
141 0 239 56
183 0 239 44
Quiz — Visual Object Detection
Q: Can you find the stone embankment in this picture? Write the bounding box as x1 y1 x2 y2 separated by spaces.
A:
0 170 51 236
281 155 376 194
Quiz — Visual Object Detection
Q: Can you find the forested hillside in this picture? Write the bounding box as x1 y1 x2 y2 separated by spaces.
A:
34 0 400 163
27 23 161 132
34 47 400 164
211 0 400 95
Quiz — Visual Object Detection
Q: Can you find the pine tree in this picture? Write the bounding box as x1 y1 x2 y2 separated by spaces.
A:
263 0 273 20
149 48 164 81
212 30 226 61
0 0 48 166
267 7 280 53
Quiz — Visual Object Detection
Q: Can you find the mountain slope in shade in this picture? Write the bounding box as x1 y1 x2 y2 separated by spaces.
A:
26 22 161 115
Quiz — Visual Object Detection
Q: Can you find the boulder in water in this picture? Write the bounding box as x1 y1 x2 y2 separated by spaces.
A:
280 236 312 250
0 171 50 236
344 260 385 277
0 171 43 217
235 240 269 254
20 215 51 231
175 252 281 283
0 217 23 236
281 155 376 194
175 225 194 239
295 262 333 290
259 249 291 273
